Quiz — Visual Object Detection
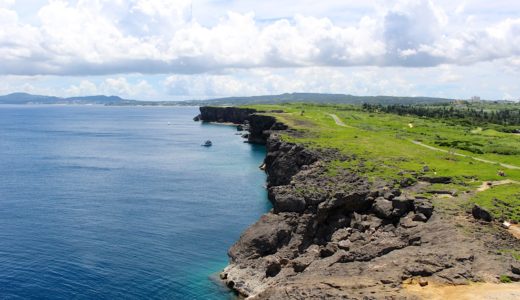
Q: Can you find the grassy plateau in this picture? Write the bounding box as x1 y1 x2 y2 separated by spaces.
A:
243 103 520 223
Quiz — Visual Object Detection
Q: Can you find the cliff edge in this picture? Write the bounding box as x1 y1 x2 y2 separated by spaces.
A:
198 106 520 299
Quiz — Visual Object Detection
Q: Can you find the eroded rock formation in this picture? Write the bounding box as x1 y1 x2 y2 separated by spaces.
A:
198 106 520 299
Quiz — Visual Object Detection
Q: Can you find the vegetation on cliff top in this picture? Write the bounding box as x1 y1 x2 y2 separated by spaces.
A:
362 102 520 128
243 102 520 222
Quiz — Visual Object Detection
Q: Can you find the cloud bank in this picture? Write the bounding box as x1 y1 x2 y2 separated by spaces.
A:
1 0 520 76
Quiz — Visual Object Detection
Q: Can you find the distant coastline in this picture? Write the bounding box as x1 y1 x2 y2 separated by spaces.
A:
0 92 461 107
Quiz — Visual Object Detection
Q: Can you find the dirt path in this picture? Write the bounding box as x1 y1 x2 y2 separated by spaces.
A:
477 180 520 192
406 282 520 299
326 116 520 170
410 140 520 170
509 225 520 239
327 114 352 128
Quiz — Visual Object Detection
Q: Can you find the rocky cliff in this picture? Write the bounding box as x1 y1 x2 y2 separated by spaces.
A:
198 106 284 144
197 106 520 299
198 106 257 124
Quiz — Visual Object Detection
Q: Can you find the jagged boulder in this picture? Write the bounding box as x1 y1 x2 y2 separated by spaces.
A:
319 243 338 258
269 186 307 213
331 228 352 242
400 177 416 187
415 201 434 219
392 195 415 217
291 260 310 273
337 231 412 263
419 176 452 184
383 188 401 200
512 262 520 275
326 212 352 229
413 213 428 222
265 258 282 277
228 213 294 261
373 197 394 219
472 204 493 222
317 191 371 220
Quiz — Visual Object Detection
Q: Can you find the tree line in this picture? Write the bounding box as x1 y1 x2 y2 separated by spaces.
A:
361 103 520 128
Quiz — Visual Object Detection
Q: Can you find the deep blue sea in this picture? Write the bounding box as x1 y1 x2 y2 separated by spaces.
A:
0 105 269 299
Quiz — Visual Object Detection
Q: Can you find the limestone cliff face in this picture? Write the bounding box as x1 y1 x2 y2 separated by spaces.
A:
198 106 257 124
197 106 520 299
222 134 433 298
199 106 280 144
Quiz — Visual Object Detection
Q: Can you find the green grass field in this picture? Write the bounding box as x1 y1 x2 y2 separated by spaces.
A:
472 184 520 222
244 103 520 221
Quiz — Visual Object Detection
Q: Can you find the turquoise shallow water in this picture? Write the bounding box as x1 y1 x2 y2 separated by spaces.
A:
0 105 269 299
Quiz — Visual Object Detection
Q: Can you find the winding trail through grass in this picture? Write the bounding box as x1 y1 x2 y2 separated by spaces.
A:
477 180 520 192
410 140 520 170
327 114 352 128
326 113 520 170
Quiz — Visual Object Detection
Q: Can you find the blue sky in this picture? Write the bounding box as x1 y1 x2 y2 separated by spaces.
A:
1 0 519 101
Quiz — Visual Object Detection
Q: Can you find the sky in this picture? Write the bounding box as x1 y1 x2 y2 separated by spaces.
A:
0 0 519 101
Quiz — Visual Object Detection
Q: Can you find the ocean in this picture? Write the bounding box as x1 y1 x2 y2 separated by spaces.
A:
0 105 269 299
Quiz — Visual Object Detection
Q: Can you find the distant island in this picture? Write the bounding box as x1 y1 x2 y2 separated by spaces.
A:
0 92 458 106
0 93 128 105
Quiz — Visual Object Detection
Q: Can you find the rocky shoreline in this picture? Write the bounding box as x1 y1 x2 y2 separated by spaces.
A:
197 106 520 299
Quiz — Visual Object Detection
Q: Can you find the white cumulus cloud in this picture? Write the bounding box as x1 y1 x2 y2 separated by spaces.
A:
0 0 519 76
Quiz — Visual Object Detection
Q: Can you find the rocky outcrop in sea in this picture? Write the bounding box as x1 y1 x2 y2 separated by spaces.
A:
198 106 520 299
